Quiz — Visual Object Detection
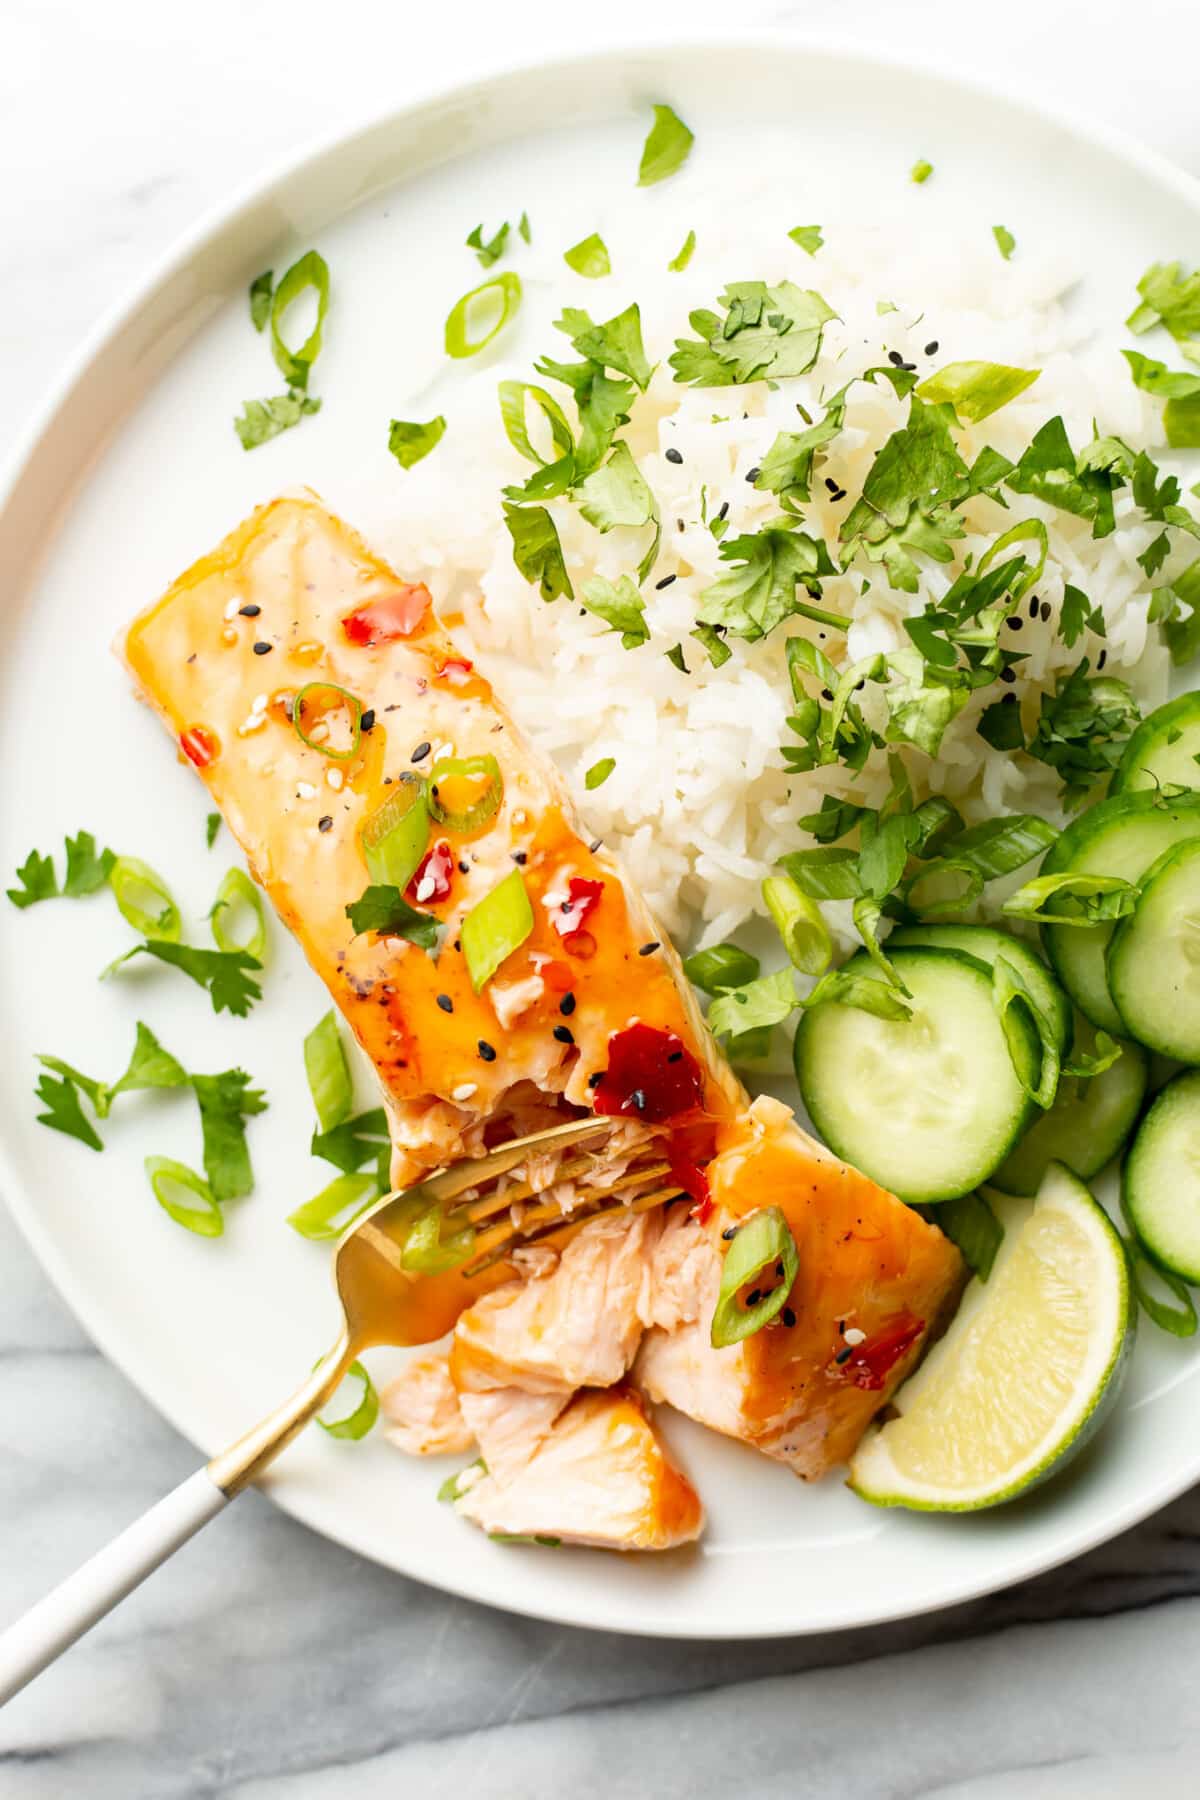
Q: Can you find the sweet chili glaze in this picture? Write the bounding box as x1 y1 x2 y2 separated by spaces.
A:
121 495 742 1174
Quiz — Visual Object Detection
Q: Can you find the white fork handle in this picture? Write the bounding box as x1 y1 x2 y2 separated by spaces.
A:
0 1468 228 1706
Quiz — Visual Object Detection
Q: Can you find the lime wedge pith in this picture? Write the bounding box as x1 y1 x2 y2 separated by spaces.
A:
849 1164 1133 1511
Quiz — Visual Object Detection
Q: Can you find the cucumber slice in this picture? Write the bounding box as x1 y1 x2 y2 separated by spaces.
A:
794 946 1037 1204
888 924 1072 1058
1108 838 1200 1060
993 1020 1148 1196
1123 1068 1200 1282
1040 792 1200 1034
1112 692 1200 795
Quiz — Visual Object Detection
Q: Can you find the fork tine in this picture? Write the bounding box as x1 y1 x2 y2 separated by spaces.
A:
414 1113 616 1206
464 1183 685 1272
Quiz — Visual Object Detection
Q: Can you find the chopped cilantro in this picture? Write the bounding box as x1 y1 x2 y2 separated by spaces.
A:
668 230 696 272
911 159 933 184
637 104 694 186
585 757 616 790
1024 661 1141 808
691 623 732 667
555 304 653 391
992 224 1016 261
1150 559 1200 663
577 440 660 581
1123 349 1200 448
35 1072 103 1151
344 884 440 947
1058 583 1107 649
1006 416 1118 539
249 270 273 331
8 830 115 908
670 281 836 388
311 1106 391 1175
191 1068 267 1202
788 225 823 256
1127 261 1200 363
7 848 59 909
387 416 446 469
206 813 221 850
235 391 320 451
580 575 648 648
502 501 573 601
563 234 611 279
107 941 264 1016
698 525 841 644
466 221 510 267
840 396 969 592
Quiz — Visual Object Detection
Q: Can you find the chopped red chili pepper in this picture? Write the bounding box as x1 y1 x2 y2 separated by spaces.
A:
180 725 217 768
406 839 454 905
592 1022 706 1125
341 585 432 646
553 875 604 937
539 958 574 994
841 1314 924 1390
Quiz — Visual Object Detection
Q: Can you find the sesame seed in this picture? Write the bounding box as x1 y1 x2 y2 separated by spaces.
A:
924 340 939 355
588 1070 604 1088
638 941 660 956
458 859 470 874
295 781 317 799
477 1039 497 1062
844 1327 866 1345
887 349 904 367
722 1225 738 1240
716 501 729 521
665 447 683 464
223 598 240 621
360 709 376 732
238 603 261 617
655 574 677 590
318 816 333 833
745 466 761 483
411 741 431 762
782 1307 797 1328
824 477 839 493
1001 666 1016 684
1006 615 1023 631
589 839 602 854
553 1024 574 1044
512 851 528 865
1040 602 1051 622
253 641 272 656
436 994 454 1013
746 1289 762 1307
667 1050 683 1063
559 992 576 1015
326 767 344 790
1098 649 1107 669
452 1083 477 1102
835 1346 853 1365
629 1087 646 1111
1029 596 1040 619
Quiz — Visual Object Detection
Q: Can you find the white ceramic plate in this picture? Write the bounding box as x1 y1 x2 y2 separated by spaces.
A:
4 34 1200 1639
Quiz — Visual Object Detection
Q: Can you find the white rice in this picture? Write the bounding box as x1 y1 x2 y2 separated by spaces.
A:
358 195 1183 955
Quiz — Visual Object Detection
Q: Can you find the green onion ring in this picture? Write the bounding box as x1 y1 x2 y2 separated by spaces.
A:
710 1206 799 1347
445 272 522 360
110 856 182 942
270 249 330 390
145 1155 223 1238
360 774 430 887
287 1171 380 1242
293 682 363 761
315 1359 380 1440
210 867 268 961
427 754 503 836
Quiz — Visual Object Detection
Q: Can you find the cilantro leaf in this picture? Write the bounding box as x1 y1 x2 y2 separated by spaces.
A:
64 830 115 896
466 221 510 267
109 941 264 1016
1152 559 1200 663
36 1055 111 1119
563 234 611 279
1059 583 1106 649
109 1021 189 1101
1025 661 1140 807
234 391 320 451
690 623 732 667
1006 416 1117 538
916 360 1039 424
191 1068 267 1202
805 965 913 1021
206 813 221 850
1127 261 1200 363
577 441 660 581
841 397 969 591
555 304 653 391
580 576 649 648
311 1106 391 1174
637 104 694 186
698 525 840 643
7 849 59 909
502 501 573 601
345 885 440 947
883 649 969 756
387 416 446 469
755 367 910 510
1122 349 1200 448
585 758 615 789
993 224 1016 261
788 225 823 256
670 281 836 387
796 796 871 843
249 270 273 331
34 1072 103 1151
977 695 1025 751
668 231 696 272
708 968 798 1039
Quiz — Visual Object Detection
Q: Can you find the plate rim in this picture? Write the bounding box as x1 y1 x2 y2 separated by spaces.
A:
4 27 1200 1639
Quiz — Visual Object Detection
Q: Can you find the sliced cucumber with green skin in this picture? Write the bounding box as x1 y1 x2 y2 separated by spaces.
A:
1108 837 1200 1061
1040 792 1200 1035
993 1020 1148 1196
1123 1068 1200 1282
888 924 1072 1060
794 946 1037 1204
1112 692 1200 795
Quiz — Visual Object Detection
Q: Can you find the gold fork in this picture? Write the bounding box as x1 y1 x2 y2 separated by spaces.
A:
0 1115 684 1705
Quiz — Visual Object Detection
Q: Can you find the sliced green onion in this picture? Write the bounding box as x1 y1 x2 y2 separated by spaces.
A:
428 754 503 835
445 272 522 360
401 1201 477 1274
293 683 363 761
564 233 611 279
976 517 1048 598
461 868 533 992
439 1456 486 1503
315 1359 379 1440
683 943 760 995
287 1171 380 1241
710 1206 799 1347
762 874 832 976
269 250 330 390
145 1154 223 1238
303 1010 354 1133
1124 1235 1198 1337
498 380 575 467
210 867 268 960
992 954 1060 1109
585 758 615 790
668 230 696 272
110 856 182 941
1002 872 1142 927
360 775 430 888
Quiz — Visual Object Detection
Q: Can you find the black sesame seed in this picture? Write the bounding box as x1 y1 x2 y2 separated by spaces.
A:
1000 666 1017 685
238 603 261 617
1002 691 1018 704
360 709 376 732
1007 615 1023 631
824 477 840 493
1029 596 1040 619
477 1039 497 1062
638 941 660 956
512 850 527 865
782 1307 797 1328
589 838 602 853
553 1024 575 1044
716 501 729 521
722 1225 738 1240
317 815 333 834
821 687 834 702
588 1070 604 1088
746 1289 762 1308
745 466 761 483
887 349 904 367
436 993 454 1013
667 1050 683 1063
1040 602 1052 622
458 859 470 874
252 641 272 656
655 573 677 590
835 1346 853 1365
411 741 431 762
775 1261 784 1277
1098 649 1107 669
924 340 939 356
559 992 576 1015
665 446 684 465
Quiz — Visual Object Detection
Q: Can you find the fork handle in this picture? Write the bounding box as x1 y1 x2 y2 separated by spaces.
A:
0 1468 228 1706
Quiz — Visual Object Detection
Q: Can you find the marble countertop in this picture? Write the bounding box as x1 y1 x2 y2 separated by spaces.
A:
4 1 1200 1793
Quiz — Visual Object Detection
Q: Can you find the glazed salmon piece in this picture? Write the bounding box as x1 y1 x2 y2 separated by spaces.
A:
453 1387 704 1551
637 1098 966 1479
379 1349 473 1457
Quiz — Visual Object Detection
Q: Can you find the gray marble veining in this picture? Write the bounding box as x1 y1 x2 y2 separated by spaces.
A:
5 1 1200 1794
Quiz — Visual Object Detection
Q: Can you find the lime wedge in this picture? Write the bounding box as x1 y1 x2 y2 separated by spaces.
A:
849 1164 1133 1511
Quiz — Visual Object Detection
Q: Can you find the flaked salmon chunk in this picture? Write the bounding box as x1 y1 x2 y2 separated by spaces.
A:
454 1388 703 1551
380 1350 473 1457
